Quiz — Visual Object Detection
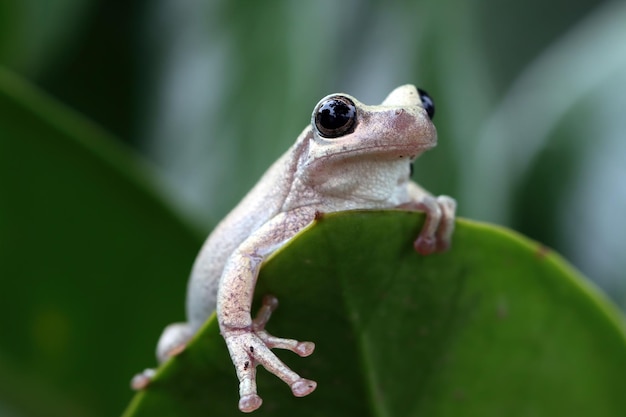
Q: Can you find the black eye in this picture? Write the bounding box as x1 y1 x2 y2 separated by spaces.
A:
314 96 357 138
417 88 435 120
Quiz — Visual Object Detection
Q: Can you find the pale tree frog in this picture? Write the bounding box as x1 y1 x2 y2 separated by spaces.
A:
132 84 456 412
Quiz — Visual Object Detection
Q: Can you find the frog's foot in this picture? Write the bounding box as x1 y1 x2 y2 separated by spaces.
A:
407 195 457 255
130 322 193 391
223 295 316 413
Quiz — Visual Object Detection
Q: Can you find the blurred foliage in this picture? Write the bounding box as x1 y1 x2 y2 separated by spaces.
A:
1 0 625 415
0 67 202 416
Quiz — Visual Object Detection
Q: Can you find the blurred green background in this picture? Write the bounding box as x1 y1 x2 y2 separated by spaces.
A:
1 0 625 416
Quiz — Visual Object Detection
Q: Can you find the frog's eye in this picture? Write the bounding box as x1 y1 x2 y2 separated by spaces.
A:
417 88 435 120
314 96 357 138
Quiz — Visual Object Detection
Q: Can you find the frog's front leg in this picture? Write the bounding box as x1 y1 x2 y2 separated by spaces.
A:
217 209 317 413
402 182 457 255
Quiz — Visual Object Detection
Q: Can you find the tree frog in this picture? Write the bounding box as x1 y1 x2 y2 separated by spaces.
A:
132 84 456 412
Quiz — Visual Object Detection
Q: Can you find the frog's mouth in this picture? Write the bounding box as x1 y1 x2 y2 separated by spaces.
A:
304 142 435 173
328 143 433 159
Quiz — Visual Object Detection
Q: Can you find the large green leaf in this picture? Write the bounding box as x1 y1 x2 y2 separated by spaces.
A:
123 212 626 417
0 67 202 417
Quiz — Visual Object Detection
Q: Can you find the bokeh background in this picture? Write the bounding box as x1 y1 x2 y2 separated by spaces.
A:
1 0 625 416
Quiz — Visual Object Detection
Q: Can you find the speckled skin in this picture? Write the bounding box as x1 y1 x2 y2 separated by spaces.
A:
133 85 456 413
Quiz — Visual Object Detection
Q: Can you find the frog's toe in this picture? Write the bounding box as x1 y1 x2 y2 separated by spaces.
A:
253 294 316 357
435 195 456 251
291 378 317 397
414 235 437 255
251 294 279 330
294 341 315 357
255 329 316 357
239 394 263 413
130 368 156 390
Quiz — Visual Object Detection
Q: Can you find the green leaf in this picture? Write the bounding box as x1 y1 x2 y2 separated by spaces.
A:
123 212 626 417
0 67 202 417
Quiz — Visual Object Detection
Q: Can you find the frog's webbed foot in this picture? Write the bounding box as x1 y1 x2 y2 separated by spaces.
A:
403 195 456 255
130 322 193 391
223 295 316 413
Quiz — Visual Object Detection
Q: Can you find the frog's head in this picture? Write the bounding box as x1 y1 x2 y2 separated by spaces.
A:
304 84 437 171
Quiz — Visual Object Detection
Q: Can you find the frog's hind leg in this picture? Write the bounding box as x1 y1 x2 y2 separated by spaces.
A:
130 322 193 390
155 322 194 362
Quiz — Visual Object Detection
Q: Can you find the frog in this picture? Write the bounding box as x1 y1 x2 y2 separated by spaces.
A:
131 84 456 413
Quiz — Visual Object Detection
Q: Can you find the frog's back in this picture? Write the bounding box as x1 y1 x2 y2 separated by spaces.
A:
185 132 310 329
